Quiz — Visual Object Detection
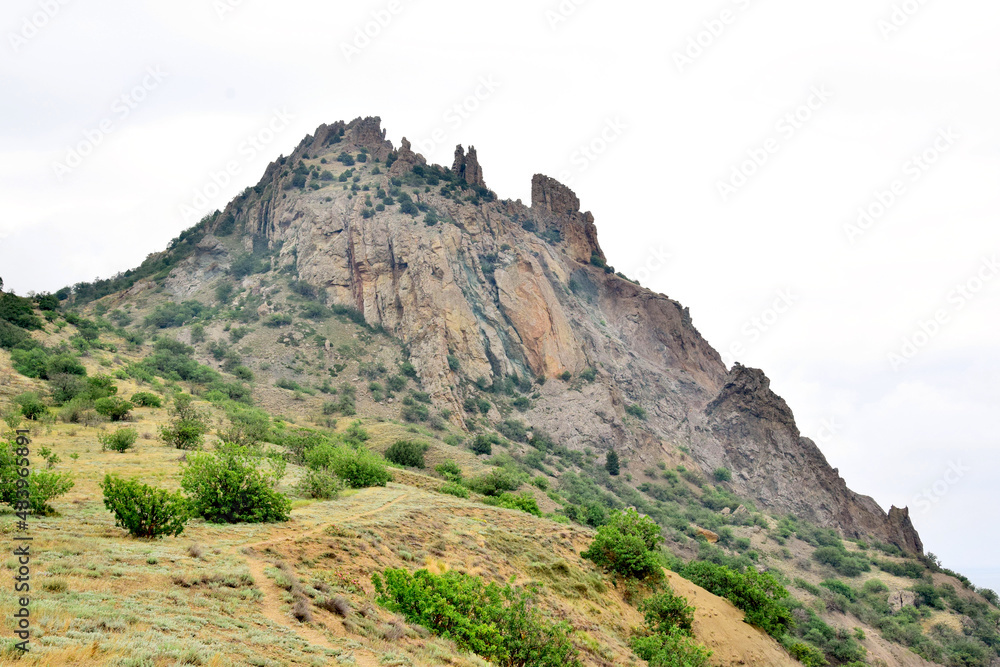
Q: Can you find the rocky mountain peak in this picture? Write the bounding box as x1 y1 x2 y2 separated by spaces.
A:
178 117 922 554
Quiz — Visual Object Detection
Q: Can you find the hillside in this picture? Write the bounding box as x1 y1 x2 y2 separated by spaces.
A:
1 117 998 666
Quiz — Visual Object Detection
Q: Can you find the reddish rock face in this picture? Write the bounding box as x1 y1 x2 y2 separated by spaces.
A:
202 116 923 554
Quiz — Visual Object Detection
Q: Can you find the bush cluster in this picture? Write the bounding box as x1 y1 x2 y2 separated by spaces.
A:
372 568 581 667
679 561 793 638
581 508 665 581
181 445 291 523
305 442 391 488
482 492 541 516
100 474 188 538
384 440 427 468
631 587 711 667
0 437 74 515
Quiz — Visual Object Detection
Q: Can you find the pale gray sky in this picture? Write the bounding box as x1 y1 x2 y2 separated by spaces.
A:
1 0 997 590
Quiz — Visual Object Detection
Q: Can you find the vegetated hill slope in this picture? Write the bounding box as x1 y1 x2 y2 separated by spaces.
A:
92 115 920 553
1 288 997 666
0 338 800 666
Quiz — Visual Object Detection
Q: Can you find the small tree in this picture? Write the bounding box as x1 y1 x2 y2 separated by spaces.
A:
385 440 427 468
160 394 209 450
26 471 74 515
16 394 47 421
295 468 342 500
100 427 138 453
131 392 163 408
100 474 188 538
95 397 133 422
605 450 620 476
181 445 291 523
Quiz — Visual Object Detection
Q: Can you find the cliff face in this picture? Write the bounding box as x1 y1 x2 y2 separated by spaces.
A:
199 116 921 553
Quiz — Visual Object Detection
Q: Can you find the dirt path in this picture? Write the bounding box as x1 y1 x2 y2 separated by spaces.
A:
234 487 414 667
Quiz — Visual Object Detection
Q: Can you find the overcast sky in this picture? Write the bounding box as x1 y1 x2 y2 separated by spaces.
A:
1 0 997 590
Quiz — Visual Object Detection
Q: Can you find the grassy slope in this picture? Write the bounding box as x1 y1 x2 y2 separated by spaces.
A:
0 350 795 666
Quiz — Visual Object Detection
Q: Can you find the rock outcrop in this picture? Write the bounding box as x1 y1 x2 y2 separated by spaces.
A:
530 174 604 264
452 145 486 188
194 116 923 554
388 137 426 177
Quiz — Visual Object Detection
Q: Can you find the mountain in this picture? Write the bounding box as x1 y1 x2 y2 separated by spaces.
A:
7 116 998 667
165 116 919 554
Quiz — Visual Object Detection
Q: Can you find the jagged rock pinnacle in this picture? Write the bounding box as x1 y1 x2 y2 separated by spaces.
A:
452 145 486 188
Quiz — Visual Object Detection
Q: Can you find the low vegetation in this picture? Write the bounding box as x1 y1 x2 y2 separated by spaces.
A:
372 568 581 667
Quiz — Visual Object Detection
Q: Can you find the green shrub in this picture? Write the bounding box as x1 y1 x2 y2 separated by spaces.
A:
625 403 647 419
401 403 429 422
874 558 925 579
94 397 133 422
131 392 163 408
143 300 205 328
372 568 581 667
483 492 541 516
181 445 290 523
862 578 889 594
306 444 391 488
631 627 712 667
16 394 47 420
100 474 188 538
99 427 138 453
470 432 500 456
641 587 696 634
385 440 427 468
26 470 75 515
782 638 828 667
160 394 209 450
295 468 343 500
579 367 597 382
0 437 74 514
440 482 469 498
581 508 664 581
435 459 463 482
465 469 521 497
605 450 620 476
263 313 293 327
713 467 732 482
820 579 856 601
498 419 528 442
813 546 871 577
679 561 793 638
